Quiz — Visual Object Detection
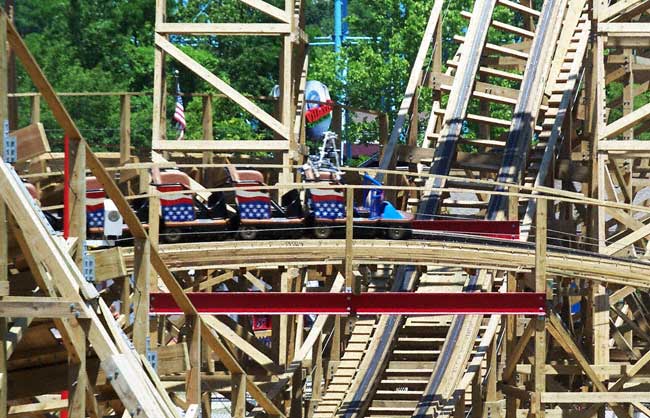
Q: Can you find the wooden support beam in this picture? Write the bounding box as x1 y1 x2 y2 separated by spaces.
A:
377 0 443 180
600 102 650 140
120 94 131 164
0 13 7 418
231 373 246 418
238 0 289 23
547 313 632 418
0 298 89 318
152 0 167 142
345 190 354 292
12 123 49 163
156 22 291 35
186 316 201 405
155 34 289 139
418 0 497 215
133 238 150 353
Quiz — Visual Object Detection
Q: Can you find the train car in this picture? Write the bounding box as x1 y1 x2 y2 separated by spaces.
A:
302 165 413 239
85 176 148 241
152 170 230 243
226 165 306 240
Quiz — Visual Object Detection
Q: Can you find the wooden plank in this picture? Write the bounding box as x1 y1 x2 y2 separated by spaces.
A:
488 0 569 218
12 123 50 163
376 0 444 179
101 354 169 416
152 139 290 152
155 34 289 139
238 0 289 22
91 247 127 282
541 392 650 403
598 140 650 153
600 0 650 22
600 102 650 140
156 22 290 35
132 238 150 353
202 315 281 374
120 95 131 164
418 0 497 215
0 298 88 318
8 399 68 417
603 221 650 256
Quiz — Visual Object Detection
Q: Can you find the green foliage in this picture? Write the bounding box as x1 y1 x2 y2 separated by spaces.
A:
13 0 527 152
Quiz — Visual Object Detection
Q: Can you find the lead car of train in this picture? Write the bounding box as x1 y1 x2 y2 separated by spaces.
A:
75 163 414 244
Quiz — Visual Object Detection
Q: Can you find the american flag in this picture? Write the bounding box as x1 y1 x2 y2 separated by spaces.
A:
173 81 186 140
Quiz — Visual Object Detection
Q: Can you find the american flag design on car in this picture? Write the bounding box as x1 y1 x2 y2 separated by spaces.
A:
86 189 106 228
310 188 345 220
158 184 196 222
235 190 272 220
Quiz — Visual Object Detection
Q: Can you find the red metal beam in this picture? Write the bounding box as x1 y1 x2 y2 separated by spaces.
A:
412 220 520 240
150 292 545 315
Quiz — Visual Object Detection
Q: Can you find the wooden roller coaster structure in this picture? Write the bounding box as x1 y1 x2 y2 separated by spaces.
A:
3 1 650 418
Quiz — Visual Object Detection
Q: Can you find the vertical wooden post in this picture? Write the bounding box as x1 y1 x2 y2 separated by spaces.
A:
120 94 131 165
378 112 389 148
534 198 547 418
345 188 355 293
148 186 160 290
471 372 482 418
332 106 343 141
186 315 201 405
201 94 214 184
306 333 323 418
486 340 497 402
152 0 167 142
327 316 341 384
290 365 303 418
132 237 150 353
454 395 465 418
591 1 610 381
279 2 294 196
231 373 246 418
119 275 130 317
30 94 40 124
0 13 8 418
67 320 88 418
506 186 518 418
277 269 289 368
202 94 213 140
408 87 419 146
623 49 634 141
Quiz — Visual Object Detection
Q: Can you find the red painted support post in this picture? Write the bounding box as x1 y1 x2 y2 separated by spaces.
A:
150 292 546 316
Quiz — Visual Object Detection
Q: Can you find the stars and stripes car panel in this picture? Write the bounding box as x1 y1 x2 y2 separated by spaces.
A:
309 188 345 220
159 184 196 222
86 189 105 228
235 190 272 220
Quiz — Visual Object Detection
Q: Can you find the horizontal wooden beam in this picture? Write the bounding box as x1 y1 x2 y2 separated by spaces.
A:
541 392 650 403
0 297 88 318
156 23 290 36
598 140 650 154
152 139 290 152
8 399 68 417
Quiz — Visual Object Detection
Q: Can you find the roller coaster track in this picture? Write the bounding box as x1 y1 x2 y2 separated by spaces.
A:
310 1 598 417
334 268 469 418
124 237 650 291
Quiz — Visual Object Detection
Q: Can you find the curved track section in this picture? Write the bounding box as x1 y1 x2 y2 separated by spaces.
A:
123 238 650 286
